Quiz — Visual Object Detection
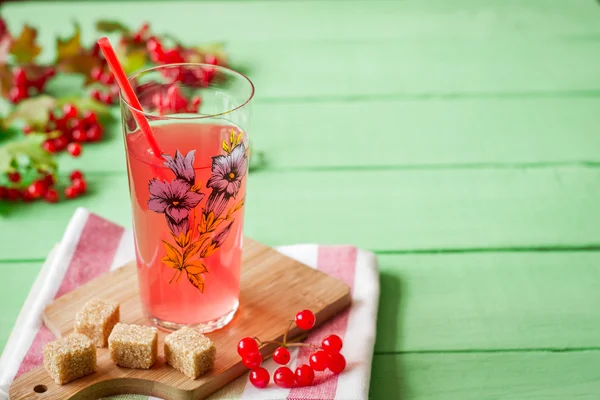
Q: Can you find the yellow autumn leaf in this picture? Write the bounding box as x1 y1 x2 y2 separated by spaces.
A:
10 25 41 63
185 260 208 275
222 140 230 154
187 271 205 293
56 24 82 62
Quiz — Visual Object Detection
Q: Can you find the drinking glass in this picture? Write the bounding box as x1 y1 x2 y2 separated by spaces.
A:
120 63 254 332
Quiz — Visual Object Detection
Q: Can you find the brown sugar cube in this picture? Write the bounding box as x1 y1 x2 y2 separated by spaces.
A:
43 333 97 385
164 327 216 379
74 298 120 347
108 323 158 369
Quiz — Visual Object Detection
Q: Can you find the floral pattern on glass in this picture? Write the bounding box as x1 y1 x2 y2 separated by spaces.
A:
148 130 247 293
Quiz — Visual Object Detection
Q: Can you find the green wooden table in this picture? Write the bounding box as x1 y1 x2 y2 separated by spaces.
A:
2 1 600 398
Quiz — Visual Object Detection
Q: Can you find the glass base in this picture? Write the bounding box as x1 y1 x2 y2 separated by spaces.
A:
149 301 239 333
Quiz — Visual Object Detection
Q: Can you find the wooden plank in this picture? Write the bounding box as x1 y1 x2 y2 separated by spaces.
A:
57 97 600 173
376 252 600 353
1 167 600 260
0 262 41 350
370 352 600 400
4 0 600 44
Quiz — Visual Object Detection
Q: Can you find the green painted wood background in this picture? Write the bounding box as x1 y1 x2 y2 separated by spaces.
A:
2 1 600 398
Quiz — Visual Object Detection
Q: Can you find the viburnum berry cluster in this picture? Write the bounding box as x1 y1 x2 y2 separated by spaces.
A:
31 103 103 155
237 309 347 389
8 66 56 104
0 169 87 203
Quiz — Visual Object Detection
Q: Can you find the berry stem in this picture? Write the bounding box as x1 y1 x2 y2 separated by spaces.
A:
283 319 294 345
254 338 320 350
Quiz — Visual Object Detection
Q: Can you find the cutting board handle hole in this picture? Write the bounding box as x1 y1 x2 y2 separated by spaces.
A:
33 384 47 393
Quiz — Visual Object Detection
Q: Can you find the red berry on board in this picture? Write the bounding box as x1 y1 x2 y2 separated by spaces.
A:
295 310 316 330
72 178 87 194
86 125 103 142
249 367 270 389
294 364 315 387
67 142 82 157
6 188 20 201
327 352 346 374
273 347 291 365
7 171 21 183
237 337 259 357
27 180 47 199
54 135 69 151
274 366 295 388
309 350 329 371
71 129 86 142
70 170 84 181
44 188 59 203
321 334 343 354
63 103 78 120
242 352 263 369
65 186 79 199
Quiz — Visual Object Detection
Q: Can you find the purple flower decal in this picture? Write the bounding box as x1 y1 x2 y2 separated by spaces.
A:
213 222 233 247
163 150 196 186
205 143 247 217
148 178 204 228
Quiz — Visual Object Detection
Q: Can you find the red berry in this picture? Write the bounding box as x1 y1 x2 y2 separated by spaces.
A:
65 186 79 199
91 42 100 57
0 186 6 199
44 188 59 203
83 111 97 126
91 66 103 81
91 88 102 101
273 366 294 388
86 125 103 142
7 171 21 183
321 334 343 354
242 352 262 369
295 310 316 330
100 71 115 85
9 86 27 103
63 104 78 120
309 350 329 371
27 180 47 199
69 170 84 181
45 68 56 79
48 111 57 122
6 188 20 201
72 178 87 194
67 142 82 157
23 124 33 134
72 128 86 142
205 54 218 65
13 67 28 87
294 364 315 386
237 337 259 357
249 367 270 389
273 347 291 365
21 190 34 202
99 91 113 105
42 174 55 187
327 352 346 374
54 135 69 151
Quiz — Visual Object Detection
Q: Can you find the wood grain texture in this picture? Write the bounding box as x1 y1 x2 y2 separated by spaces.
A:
2 166 600 260
370 352 600 400
10 239 351 399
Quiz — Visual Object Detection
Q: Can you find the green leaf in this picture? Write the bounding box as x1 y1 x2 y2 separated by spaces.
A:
0 134 56 176
55 96 111 117
96 20 130 34
5 95 56 128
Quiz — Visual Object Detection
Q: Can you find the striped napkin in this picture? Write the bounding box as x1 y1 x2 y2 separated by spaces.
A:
0 208 379 400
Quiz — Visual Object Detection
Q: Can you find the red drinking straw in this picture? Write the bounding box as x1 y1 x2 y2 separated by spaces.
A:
97 37 163 158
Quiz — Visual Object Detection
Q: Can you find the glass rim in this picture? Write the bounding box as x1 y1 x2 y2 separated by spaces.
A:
121 62 255 120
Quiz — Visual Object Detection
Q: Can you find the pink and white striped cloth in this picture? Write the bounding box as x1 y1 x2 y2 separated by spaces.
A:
0 208 379 400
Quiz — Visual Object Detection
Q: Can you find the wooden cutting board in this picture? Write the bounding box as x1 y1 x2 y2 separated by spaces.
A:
9 238 351 400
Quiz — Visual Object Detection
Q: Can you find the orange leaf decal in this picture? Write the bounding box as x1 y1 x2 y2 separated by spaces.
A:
187 271 205 293
162 240 182 268
185 260 208 275
161 256 180 270
10 25 41 63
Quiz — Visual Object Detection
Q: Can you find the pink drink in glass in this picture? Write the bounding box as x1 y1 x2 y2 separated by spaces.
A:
121 64 254 332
